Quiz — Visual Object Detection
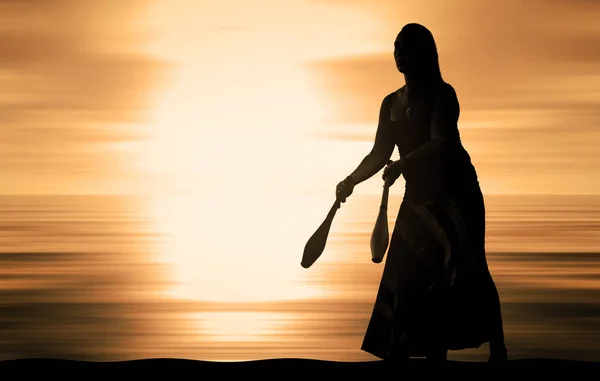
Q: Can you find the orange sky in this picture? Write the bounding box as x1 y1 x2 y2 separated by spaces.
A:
1 0 599 195
0 0 170 194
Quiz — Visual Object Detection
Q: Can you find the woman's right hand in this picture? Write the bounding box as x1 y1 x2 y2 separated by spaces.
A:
336 176 355 203
382 159 404 186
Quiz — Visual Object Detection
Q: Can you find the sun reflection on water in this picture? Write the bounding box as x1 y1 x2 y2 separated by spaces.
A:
195 312 291 342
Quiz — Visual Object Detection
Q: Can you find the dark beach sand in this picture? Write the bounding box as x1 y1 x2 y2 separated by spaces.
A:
1 358 599 377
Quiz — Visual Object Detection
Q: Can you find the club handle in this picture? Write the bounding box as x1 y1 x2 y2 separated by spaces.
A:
380 159 393 209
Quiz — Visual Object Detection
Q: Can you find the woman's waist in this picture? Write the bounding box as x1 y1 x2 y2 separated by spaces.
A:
403 162 479 197
403 159 478 181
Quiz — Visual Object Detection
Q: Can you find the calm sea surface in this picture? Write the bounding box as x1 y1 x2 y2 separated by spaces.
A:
0 194 599 362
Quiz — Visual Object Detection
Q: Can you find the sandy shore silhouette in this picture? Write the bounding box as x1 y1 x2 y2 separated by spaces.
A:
1 358 599 377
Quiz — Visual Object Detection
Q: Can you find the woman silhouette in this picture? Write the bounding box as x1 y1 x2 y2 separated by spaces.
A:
335 23 508 363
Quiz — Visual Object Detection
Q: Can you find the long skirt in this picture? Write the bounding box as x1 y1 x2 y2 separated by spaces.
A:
360 188 504 359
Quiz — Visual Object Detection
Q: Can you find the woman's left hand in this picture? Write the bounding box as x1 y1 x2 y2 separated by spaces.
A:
382 159 405 186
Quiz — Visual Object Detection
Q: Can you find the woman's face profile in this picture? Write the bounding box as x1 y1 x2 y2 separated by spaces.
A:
393 26 434 75
394 31 410 73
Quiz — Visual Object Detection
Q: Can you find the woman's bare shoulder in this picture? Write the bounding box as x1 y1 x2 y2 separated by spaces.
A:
383 86 405 106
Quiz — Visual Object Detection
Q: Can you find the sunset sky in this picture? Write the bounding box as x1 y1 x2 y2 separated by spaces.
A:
2 0 599 196
1 0 599 362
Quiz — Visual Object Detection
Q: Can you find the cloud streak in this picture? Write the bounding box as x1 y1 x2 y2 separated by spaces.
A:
0 0 171 194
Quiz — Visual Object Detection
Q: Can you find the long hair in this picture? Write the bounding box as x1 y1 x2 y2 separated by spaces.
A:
399 23 443 83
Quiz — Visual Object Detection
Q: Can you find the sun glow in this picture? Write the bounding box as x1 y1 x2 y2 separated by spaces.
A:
142 68 332 302
133 0 390 303
196 312 291 342
137 39 334 303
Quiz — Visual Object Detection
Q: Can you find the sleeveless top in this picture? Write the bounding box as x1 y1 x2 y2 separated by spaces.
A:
386 86 480 202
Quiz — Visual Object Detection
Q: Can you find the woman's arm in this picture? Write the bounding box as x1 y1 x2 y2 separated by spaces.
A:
347 94 396 185
400 84 460 165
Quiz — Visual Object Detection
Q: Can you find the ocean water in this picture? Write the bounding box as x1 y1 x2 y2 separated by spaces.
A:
0 194 598 362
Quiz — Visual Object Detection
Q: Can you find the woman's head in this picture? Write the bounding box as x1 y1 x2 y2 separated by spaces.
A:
394 23 442 80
